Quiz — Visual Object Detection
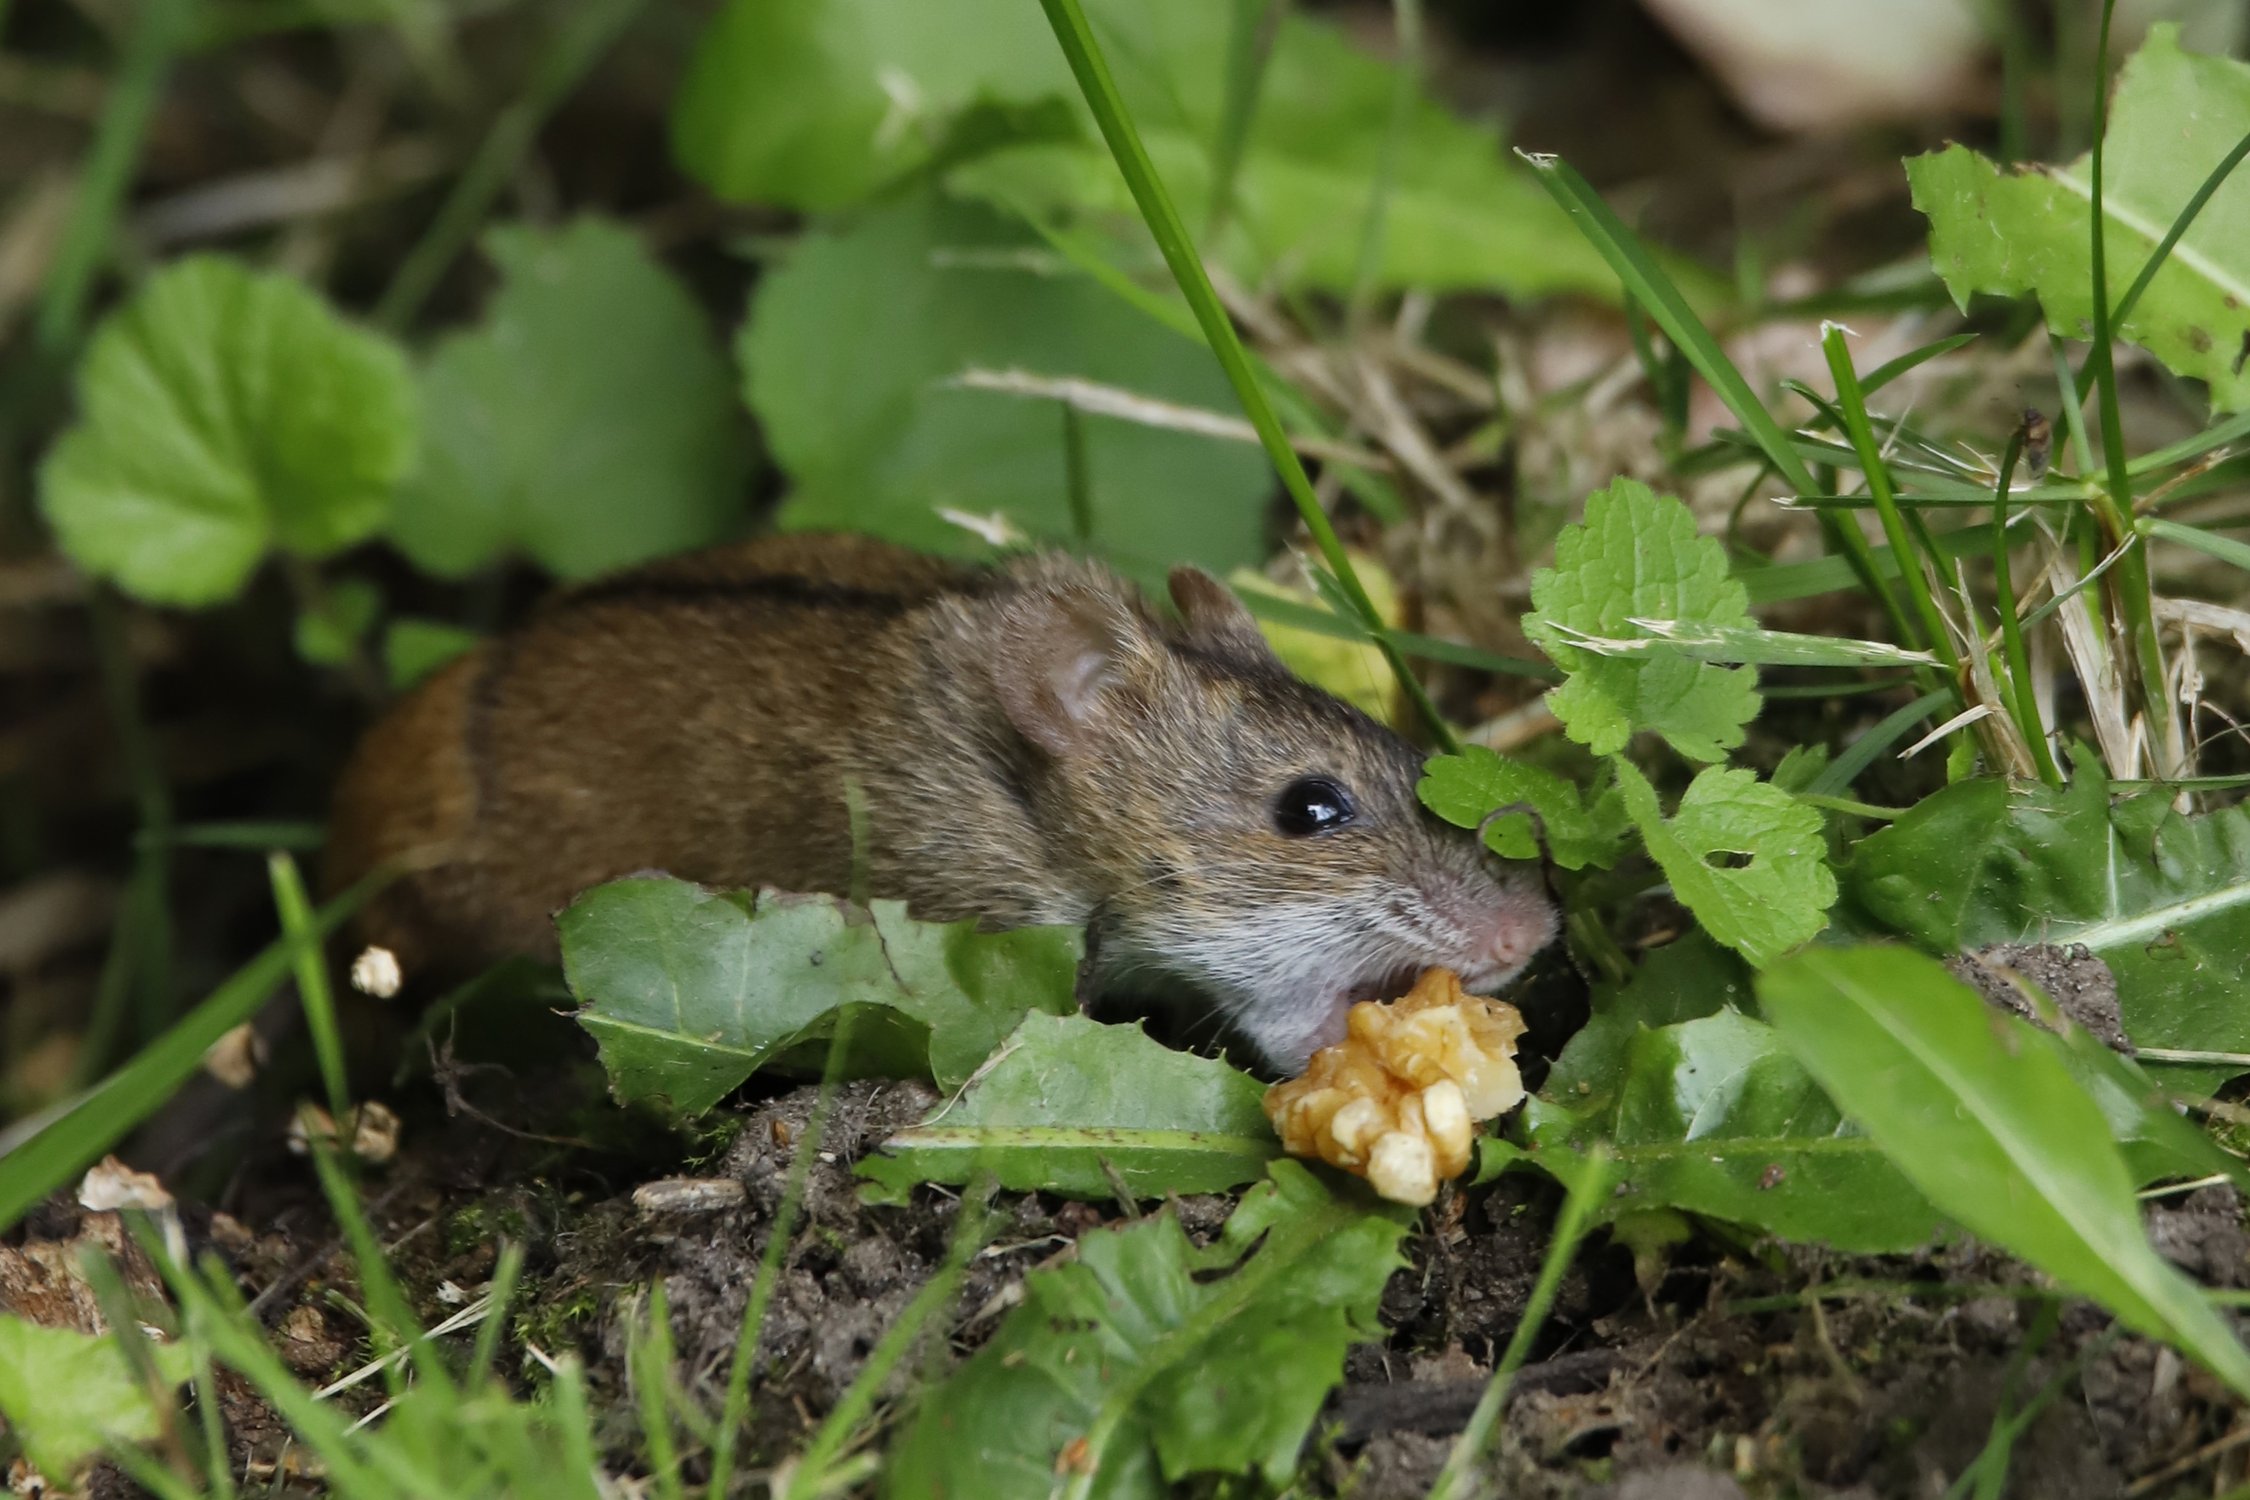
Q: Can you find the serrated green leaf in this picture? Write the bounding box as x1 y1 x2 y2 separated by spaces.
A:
1525 479 1759 761
858 1011 1277 1203
886 1161 1407 1498
743 190 1269 570
391 219 751 580
561 877 1079 1113
1416 745 1628 871
1908 26 2250 411
1760 945 2250 1398
675 0 1621 302
37 256 415 606
1615 760 1836 966
1843 771 2250 1092
0 1317 196 1476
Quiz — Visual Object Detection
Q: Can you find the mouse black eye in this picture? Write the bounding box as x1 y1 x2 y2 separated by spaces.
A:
1273 776 1354 837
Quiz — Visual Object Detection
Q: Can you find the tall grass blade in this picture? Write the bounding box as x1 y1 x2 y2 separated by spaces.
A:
1037 0 1453 747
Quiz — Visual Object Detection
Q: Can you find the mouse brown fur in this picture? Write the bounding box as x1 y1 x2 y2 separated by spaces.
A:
324 534 1554 1070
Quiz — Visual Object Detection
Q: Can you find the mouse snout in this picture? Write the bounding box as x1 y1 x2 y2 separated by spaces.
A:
1435 871 1558 994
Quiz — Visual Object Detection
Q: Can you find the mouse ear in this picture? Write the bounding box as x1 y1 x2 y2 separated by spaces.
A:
1168 566 1278 665
990 586 1154 757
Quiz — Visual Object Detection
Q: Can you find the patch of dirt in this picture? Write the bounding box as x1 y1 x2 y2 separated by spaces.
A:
1946 943 2131 1054
13 1047 2250 1497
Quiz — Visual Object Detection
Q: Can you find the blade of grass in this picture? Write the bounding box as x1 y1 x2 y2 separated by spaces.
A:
1344 0 1418 334
1806 689 1955 798
81 591 174 1071
1989 429 2062 784
1037 0 1452 748
268 851 351 1128
33 0 189 358
374 0 644 329
467 1241 525 1389
628 1282 687 1500
706 1009 860 1497
785 1179 997 1497
0 876 382 1231
142 819 327 852
1205 0 1283 239
1822 325 1962 695
308 1140 457 1401
2080 0 2181 776
1426 1146 1613 1500
2144 516 2250 572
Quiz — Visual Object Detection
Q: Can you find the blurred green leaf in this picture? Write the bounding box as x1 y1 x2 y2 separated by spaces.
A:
1843 771 2250 1092
1760 945 2250 1398
1526 479 1760 762
858 1011 1278 1203
887 1161 1406 1498
0 1317 196 1477
561 877 1081 1113
391 219 751 580
37 256 415 606
1615 760 1836 967
743 191 1269 569
675 0 1623 301
1417 746 1629 871
292 577 380 668
383 618 480 690
1909 25 2250 411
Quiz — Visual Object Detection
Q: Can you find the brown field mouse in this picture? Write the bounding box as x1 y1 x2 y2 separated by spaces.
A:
324 533 1555 1071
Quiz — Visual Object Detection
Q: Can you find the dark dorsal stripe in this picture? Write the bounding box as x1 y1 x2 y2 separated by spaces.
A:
553 571 932 619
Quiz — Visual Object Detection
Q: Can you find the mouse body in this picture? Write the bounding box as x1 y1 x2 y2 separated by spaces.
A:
324 533 1555 1071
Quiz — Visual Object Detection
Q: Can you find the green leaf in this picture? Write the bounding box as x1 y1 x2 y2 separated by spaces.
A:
292 577 380 667
37 256 416 606
0 1317 195 1476
1525 1007 1943 1254
391 220 751 580
1759 946 2250 1398
1524 479 1760 761
1842 771 2250 1091
886 1161 1407 1498
383 617 479 690
1416 746 1628 871
561 877 1081 1113
675 0 1621 302
858 1011 1278 1203
1615 760 1837 967
1908 25 2250 411
743 190 1269 570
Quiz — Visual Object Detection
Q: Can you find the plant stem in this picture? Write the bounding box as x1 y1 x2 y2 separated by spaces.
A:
1989 429 2063 784
2080 0 2181 777
1037 0 1456 750
268 851 352 1127
1344 0 1418 336
1206 0 1283 240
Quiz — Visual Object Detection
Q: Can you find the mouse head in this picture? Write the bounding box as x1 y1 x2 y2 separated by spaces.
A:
987 559 1556 1074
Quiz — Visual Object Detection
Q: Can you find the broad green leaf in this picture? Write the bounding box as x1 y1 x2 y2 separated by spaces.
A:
0 1317 195 1476
1908 26 2250 411
38 256 415 606
1842 771 2250 1091
886 1161 1407 1498
1416 745 1629 871
743 191 1269 570
1615 760 1836 967
1525 1007 1942 1254
391 220 751 580
1760 946 2250 1398
561 877 1080 1113
1525 479 1760 761
857 1011 1278 1202
674 0 1619 301
1536 931 1748 1114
